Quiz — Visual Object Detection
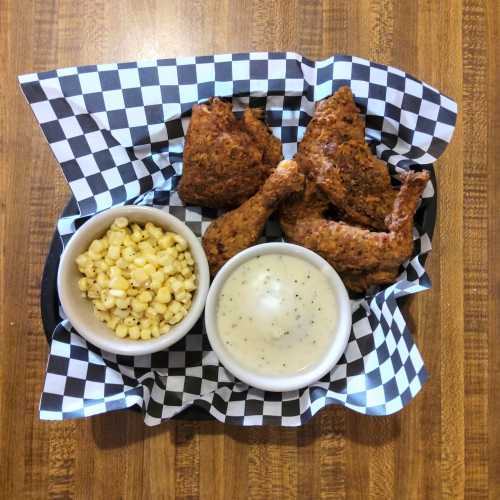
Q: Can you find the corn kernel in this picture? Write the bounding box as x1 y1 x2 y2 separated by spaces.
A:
129 326 140 339
115 297 130 309
115 324 128 338
156 287 172 304
94 300 106 311
113 308 130 319
131 268 148 285
138 290 153 303
122 247 136 262
105 245 119 261
140 318 151 328
158 234 175 249
84 264 97 278
131 299 147 313
168 312 184 325
78 277 89 291
94 310 110 323
166 247 178 259
153 302 168 314
107 316 120 329
162 263 176 276
138 241 154 254
159 323 171 335
151 271 165 284
109 266 122 277
171 300 184 313
180 267 192 278
151 324 160 338
109 275 129 290
108 231 125 245
140 328 151 340
96 261 108 273
145 307 158 318
102 296 115 309
169 278 184 293
133 256 146 267
131 231 143 243
124 316 138 327
76 253 89 267
89 240 105 254
114 216 129 228
184 279 196 292
116 258 128 269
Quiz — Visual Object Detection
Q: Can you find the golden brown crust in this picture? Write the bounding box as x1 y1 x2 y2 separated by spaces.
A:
203 160 304 275
178 98 283 208
279 171 430 286
242 108 283 168
295 86 396 231
339 268 400 293
313 141 397 231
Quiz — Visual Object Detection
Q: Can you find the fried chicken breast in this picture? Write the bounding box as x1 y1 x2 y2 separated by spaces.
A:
178 98 283 208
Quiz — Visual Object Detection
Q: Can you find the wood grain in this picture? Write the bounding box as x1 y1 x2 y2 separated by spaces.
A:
1 0 499 498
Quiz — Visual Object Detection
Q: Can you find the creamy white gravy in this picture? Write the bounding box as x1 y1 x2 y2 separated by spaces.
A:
216 253 338 376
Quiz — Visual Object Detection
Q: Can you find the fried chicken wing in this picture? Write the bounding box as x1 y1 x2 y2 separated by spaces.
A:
203 160 304 275
279 171 430 291
295 86 395 230
178 98 283 208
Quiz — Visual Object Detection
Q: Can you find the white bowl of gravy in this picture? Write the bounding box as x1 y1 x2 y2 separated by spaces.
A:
204 243 351 392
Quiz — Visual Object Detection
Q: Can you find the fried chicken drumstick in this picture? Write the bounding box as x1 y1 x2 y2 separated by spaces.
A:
203 160 304 275
295 86 396 230
279 170 430 292
178 98 282 208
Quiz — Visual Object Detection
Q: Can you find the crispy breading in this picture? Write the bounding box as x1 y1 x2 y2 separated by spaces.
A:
279 171 430 289
311 141 397 230
295 86 395 230
339 268 400 293
203 160 304 275
178 98 283 208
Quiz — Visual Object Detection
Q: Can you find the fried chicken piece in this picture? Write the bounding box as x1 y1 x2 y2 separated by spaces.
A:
242 107 283 168
312 141 397 230
339 269 400 293
178 98 283 208
203 160 304 275
295 86 395 230
279 171 430 291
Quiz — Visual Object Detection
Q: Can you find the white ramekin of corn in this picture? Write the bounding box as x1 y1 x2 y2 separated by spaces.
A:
57 206 210 355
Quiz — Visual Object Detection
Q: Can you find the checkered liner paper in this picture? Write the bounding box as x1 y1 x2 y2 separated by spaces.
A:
19 52 457 426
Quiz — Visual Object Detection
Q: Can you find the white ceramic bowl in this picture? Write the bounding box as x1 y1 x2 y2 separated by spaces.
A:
57 206 210 356
204 242 352 392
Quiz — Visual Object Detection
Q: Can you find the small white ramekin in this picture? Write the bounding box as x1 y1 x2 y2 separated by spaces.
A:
57 206 209 356
204 242 352 392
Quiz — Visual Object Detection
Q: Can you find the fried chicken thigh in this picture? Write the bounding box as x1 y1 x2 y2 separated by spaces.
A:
178 98 283 208
203 160 304 275
279 171 430 292
295 86 396 230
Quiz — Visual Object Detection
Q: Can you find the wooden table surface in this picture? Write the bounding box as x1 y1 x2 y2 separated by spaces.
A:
1 0 499 498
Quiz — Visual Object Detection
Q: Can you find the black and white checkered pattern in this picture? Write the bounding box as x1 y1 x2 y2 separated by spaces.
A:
20 52 457 426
